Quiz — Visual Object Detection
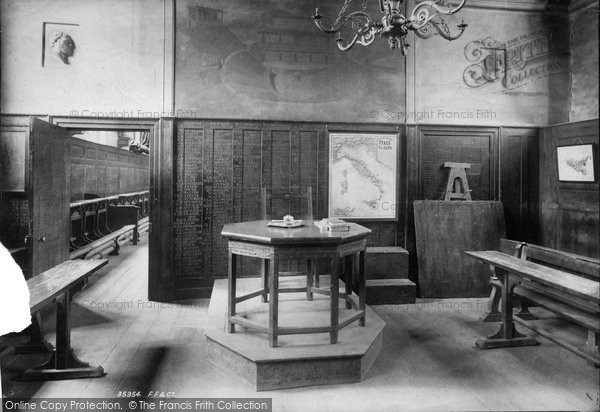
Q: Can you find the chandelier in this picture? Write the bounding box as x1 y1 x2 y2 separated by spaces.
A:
312 0 468 55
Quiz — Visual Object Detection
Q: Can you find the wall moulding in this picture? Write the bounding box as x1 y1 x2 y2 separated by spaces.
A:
461 0 569 12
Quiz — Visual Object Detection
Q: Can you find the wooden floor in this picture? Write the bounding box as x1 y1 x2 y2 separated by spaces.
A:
2 233 599 411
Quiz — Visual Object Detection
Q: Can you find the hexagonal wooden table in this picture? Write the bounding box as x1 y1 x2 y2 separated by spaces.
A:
221 220 371 347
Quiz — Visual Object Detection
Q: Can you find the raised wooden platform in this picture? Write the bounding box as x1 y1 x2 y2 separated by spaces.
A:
204 277 385 391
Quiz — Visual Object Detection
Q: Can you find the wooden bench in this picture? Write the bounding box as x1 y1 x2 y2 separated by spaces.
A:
15 259 109 380
466 246 599 366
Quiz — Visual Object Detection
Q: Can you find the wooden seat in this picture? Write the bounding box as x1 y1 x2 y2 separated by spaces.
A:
467 247 600 366
15 259 109 380
260 186 317 299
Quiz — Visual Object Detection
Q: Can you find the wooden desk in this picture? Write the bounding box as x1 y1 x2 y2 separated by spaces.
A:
221 220 371 347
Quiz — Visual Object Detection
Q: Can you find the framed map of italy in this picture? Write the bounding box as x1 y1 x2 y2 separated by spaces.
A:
328 133 398 220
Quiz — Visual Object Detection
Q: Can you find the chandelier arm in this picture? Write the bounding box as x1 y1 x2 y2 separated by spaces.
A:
414 24 438 39
423 0 467 15
427 20 468 40
356 28 378 46
313 11 373 34
409 0 466 29
337 33 360 51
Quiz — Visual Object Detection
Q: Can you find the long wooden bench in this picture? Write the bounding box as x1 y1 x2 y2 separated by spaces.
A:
15 259 109 380
466 244 599 366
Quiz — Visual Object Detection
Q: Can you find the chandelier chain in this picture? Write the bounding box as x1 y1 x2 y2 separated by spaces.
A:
333 0 370 26
333 0 355 26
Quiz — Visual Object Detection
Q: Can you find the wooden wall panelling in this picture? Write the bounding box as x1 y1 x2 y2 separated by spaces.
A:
540 119 599 258
67 137 149 201
417 126 499 201
172 120 207 297
500 127 539 243
149 119 175 301
1 116 31 250
173 120 412 298
406 125 500 294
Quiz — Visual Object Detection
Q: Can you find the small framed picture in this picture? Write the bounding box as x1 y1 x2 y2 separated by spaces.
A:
42 22 79 67
556 143 597 183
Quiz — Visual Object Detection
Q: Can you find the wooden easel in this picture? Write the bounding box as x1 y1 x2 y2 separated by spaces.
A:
444 162 472 201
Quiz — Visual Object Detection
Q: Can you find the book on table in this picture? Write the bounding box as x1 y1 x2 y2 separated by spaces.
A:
314 218 350 232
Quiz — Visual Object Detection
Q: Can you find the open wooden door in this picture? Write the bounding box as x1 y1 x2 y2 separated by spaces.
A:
28 118 70 276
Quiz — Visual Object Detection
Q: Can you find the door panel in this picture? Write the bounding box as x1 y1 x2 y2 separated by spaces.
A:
29 118 69 276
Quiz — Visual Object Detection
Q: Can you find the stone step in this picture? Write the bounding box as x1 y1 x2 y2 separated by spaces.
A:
366 247 409 280
366 279 416 305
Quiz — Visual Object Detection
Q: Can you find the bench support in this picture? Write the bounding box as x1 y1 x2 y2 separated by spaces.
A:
13 313 53 355
481 243 537 322
18 290 104 380
585 331 600 363
480 268 502 322
476 269 538 349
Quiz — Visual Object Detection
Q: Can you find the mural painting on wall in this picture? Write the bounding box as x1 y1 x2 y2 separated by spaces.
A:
175 0 405 122
463 26 569 92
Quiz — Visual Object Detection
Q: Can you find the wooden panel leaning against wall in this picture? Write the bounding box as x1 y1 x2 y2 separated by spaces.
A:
404 125 540 293
540 119 599 258
404 125 499 291
169 119 401 300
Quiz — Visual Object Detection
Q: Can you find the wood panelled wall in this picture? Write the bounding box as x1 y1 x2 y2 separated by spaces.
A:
170 120 401 298
0 116 30 249
540 119 599 258
0 115 150 250
166 120 538 299
68 137 149 202
404 125 538 288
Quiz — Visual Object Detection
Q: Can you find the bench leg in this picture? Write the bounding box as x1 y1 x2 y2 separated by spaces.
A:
476 269 538 350
515 297 537 321
13 313 53 355
18 291 104 380
584 331 600 367
480 273 502 322
108 238 120 256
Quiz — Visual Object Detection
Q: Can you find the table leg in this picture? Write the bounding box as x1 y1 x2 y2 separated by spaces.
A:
228 251 237 333
476 269 538 349
269 257 279 347
330 255 340 344
358 250 366 327
344 255 353 309
261 258 269 303
306 259 314 301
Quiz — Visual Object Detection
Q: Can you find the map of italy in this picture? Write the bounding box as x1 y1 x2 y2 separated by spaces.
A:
329 134 397 219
